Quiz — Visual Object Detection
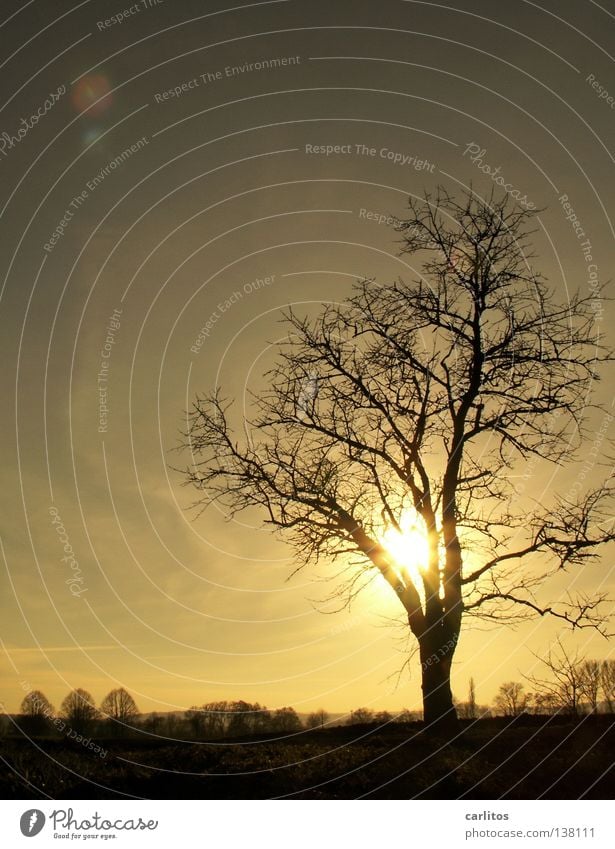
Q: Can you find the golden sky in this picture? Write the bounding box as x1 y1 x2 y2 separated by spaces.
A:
1 0 614 716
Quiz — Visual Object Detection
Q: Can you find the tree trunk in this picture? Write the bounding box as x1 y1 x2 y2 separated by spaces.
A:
419 627 459 733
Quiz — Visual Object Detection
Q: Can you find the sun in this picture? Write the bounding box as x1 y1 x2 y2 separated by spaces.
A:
379 511 430 602
381 523 429 573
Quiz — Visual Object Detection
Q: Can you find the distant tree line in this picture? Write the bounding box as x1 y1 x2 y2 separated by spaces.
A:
495 649 615 718
18 687 139 738
345 708 420 726
184 701 302 737
11 690 318 740
8 650 613 742
456 648 615 719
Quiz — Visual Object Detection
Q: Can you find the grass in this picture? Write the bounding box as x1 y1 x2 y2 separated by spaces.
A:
1 716 613 800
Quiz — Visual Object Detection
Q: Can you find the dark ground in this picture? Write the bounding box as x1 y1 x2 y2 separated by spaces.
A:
1 716 613 800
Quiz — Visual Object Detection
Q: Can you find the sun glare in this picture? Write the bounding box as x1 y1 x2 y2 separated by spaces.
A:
379 512 430 604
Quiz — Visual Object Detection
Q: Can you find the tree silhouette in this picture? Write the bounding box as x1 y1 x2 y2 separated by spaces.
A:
394 708 417 723
186 705 207 737
526 639 587 716
227 700 269 736
579 660 602 714
100 688 139 734
186 700 276 738
20 690 54 735
532 692 559 715
467 677 478 719
347 707 374 725
60 688 99 733
272 706 302 733
181 188 614 731
203 701 233 737
306 708 330 729
601 660 615 712
374 710 393 724
493 681 529 717
142 711 163 734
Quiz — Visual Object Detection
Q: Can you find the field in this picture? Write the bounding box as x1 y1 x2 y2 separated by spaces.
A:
1 716 613 800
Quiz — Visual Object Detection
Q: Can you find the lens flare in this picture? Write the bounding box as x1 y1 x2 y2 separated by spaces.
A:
379 511 430 607
381 513 429 571
72 75 113 116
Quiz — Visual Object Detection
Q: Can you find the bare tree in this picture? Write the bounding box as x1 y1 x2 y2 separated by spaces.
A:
227 700 275 736
393 708 418 723
347 708 374 725
186 700 275 738
254 705 274 733
532 692 558 715
159 713 183 739
20 690 54 719
181 188 614 731
142 711 163 734
60 688 99 733
493 681 529 717
579 660 602 714
186 702 227 737
100 688 139 734
306 708 330 729
525 639 586 717
455 684 484 720
186 705 206 737
272 706 302 733
374 710 393 724
601 659 615 712
20 690 54 735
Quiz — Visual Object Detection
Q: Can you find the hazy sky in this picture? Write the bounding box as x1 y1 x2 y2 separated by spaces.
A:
1 0 614 716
